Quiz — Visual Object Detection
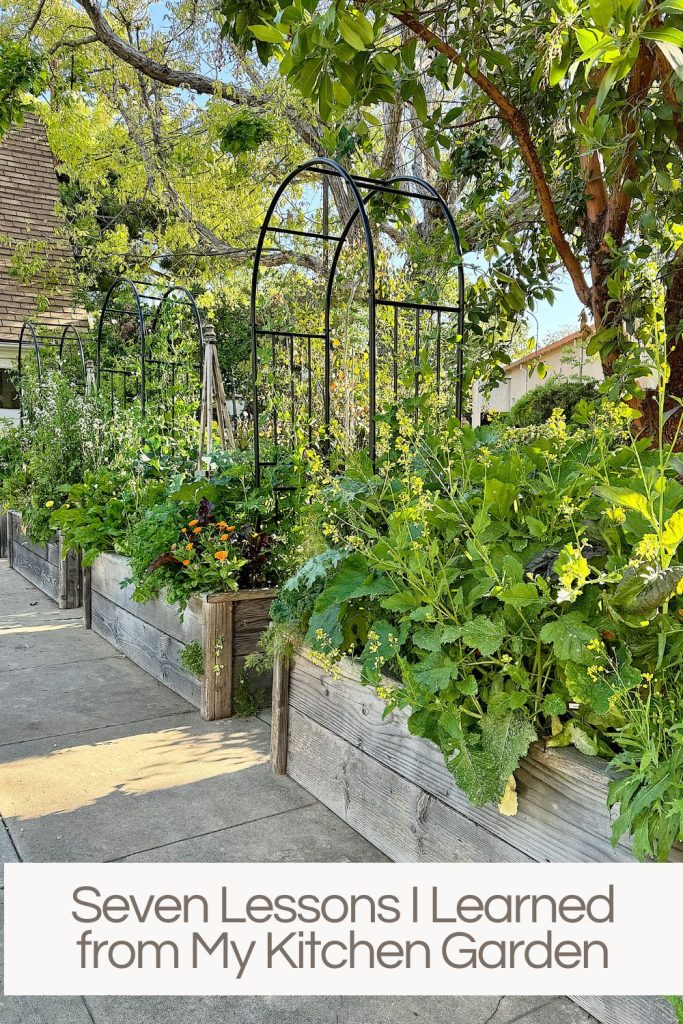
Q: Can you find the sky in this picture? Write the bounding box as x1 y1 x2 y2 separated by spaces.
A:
532 273 584 345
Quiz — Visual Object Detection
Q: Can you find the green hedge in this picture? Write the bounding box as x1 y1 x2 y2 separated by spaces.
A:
505 375 600 427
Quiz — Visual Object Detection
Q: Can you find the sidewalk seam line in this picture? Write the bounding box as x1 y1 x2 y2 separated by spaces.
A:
1 813 22 862
0 708 197 748
107 801 319 861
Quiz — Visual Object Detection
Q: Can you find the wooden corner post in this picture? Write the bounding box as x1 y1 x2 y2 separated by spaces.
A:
201 595 234 720
271 654 290 775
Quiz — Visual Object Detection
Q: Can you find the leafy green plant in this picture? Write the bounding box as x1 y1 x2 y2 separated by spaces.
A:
272 395 683 854
219 110 274 155
0 41 46 136
505 376 600 427
667 996 683 1024
180 640 204 676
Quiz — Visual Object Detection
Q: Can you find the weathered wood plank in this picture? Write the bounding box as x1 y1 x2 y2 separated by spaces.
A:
206 588 277 604
90 591 200 708
288 708 529 862
0 509 7 559
58 537 81 609
82 565 92 628
233 596 273 658
90 553 202 645
288 652 683 865
271 655 290 774
574 995 676 1024
201 597 233 720
10 535 60 603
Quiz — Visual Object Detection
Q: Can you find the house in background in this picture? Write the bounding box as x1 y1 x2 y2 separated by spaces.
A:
0 114 84 423
471 327 601 427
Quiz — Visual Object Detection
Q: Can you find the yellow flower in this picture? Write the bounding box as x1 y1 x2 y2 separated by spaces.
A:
45 500 54 508
186 542 193 550
214 550 228 561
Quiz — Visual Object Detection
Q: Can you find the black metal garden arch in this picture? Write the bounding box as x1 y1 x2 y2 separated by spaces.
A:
17 319 88 423
96 276 204 418
250 157 465 486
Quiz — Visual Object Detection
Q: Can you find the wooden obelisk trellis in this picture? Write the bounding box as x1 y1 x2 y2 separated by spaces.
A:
197 322 235 471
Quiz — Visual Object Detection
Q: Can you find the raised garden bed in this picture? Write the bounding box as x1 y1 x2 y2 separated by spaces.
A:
271 649 681 1024
7 510 82 608
86 552 274 719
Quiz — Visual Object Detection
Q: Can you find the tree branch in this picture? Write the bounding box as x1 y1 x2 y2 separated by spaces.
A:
74 0 251 103
393 7 592 307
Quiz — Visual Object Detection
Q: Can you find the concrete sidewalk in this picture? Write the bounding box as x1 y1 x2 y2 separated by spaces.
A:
0 558 596 1024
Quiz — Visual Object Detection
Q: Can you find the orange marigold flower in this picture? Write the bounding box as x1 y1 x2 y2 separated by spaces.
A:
214 551 228 561
182 559 190 566
188 519 199 526
226 525 236 533
218 521 228 529
193 526 202 534
219 533 229 541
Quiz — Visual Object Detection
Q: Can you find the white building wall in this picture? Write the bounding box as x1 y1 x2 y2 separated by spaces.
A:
472 338 603 426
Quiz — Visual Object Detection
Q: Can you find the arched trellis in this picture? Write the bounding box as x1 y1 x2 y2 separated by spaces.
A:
96 277 204 418
17 320 88 424
250 158 465 487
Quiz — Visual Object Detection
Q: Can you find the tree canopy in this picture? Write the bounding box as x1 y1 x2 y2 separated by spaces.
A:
2 0 683 429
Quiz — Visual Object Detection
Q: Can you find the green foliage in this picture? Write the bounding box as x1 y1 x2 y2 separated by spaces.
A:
1 372 101 543
667 997 683 1024
272 400 683 849
180 637 264 716
505 377 600 427
180 640 204 676
219 110 275 155
0 40 45 136
0 420 21 480
51 469 165 567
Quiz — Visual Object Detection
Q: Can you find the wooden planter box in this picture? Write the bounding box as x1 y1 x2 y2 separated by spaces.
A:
271 650 681 1024
7 510 81 608
86 552 274 720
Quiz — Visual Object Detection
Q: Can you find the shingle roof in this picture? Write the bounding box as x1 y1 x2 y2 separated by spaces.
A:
0 114 85 343
505 329 592 373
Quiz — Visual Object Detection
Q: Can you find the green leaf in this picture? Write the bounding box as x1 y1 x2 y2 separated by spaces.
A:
338 14 366 50
643 27 683 47
539 613 599 664
593 485 654 524
481 708 536 789
460 615 506 656
497 581 540 608
315 553 370 609
412 625 446 652
564 662 612 714
360 619 409 683
484 477 518 519
411 81 428 121
248 24 285 43
412 651 459 692
662 508 683 557
542 693 567 716
589 0 612 28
